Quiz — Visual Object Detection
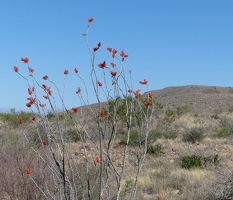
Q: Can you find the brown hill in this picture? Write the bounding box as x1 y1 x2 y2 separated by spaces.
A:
148 85 233 114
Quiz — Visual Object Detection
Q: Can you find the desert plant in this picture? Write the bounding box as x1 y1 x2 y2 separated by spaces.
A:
13 18 155 200
147 143 164 156
176 104 193 116
183 127 205 143
214 126 231 138
165 109 176 123
181 155 202 169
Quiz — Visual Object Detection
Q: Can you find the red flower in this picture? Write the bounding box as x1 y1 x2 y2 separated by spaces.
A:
28 67 34 73
93 46 99 52
39 103 46 107
26 97 36 107
64 69 69 75
42 140 47 146
110 62 116 67
74 68 79 73
148 92 153 98
43 75 48 80
97 81 102 87
120 50 125 57
144 101 151 107
88 17 94 23
28 88 33 95
100 111 105 118
14 66 19 72
97 42 101 47
19 117 24 124
25 168 31 175
42 84 52 95
139 79 148 85
76 87 81 94
112 49 117 58
134 89 141 99
107 47 112 52
95 156 100 163
43 95 49 99
30 117 35 123
98 61 107 69
111 71 117 77
72 107 79 113
21 57 29 63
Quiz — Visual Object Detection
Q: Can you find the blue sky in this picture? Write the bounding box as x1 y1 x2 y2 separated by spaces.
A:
1 1 233 111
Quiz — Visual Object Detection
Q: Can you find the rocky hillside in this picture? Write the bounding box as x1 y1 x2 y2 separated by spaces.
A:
148 85 233 114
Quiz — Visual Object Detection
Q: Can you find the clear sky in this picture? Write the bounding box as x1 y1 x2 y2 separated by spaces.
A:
1 1 233 111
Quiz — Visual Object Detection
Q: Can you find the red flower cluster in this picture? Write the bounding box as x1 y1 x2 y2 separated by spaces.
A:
30 117 35 123
93 42 101 52
19 117 24 124
42 140 47 146
110 62 116 67
110 71 117 77
43 75 48 80
144 101 151 107
74 68 78 73
95 156 100 163
107 47 117 58
42 84 52 95
134 89 141 99
98 61 107 69
13 66 19 72
72 107 79 113
120 50 128 61
148 92 153 98
76 87 81 94
21 57 29 63
88 17 94 23
97 81 102 87
64 69 69 75
26 97 36 107
43 95 49 99
100 111 105 118
28 67 34 73
139 79 148 85
25 168 30 175
28 87 35 95
39 103 46 107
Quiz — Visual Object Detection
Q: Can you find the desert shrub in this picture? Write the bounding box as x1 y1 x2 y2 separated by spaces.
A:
165 109 176 123
148 129 163 142
0 109 35 127
214 126 230 138
119 130 145 146
147 144 164 156
176 104 193 116
183 127 205 143
164 129 179 139
66 129 81 142
181 155 202 169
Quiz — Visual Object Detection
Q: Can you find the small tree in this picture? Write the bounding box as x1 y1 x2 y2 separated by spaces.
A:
14 18 156 200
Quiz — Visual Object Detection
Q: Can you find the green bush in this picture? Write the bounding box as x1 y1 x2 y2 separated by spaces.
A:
214 126 230 138
119 130 145 146
183 127 204 143
0 109 35 127
147 144 164 156
181 155 202 169
148 129 163 142
164 129 179 139
66 129 81 142
176 104 193 116
165 109 176 123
